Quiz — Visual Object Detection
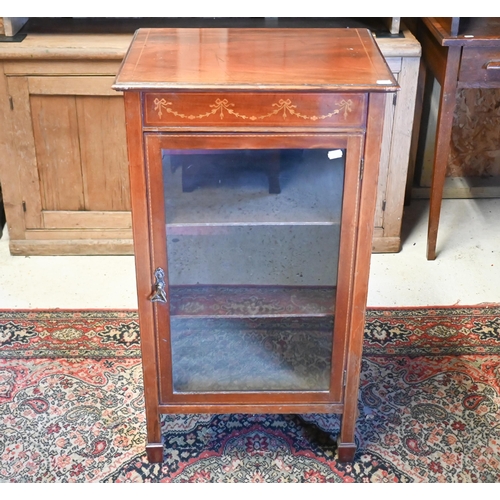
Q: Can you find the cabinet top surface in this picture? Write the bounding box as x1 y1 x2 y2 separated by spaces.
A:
424 17 500 46
113 28 398 92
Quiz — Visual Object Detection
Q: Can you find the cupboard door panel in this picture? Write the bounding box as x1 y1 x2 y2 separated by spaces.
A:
76 96 131 211
30 95 85 211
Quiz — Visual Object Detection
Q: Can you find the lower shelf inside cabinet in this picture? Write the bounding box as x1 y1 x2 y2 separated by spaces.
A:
165 285 336 393
169 284 336 317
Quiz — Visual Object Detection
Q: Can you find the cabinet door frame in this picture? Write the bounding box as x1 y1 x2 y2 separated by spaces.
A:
5 75 44 229
142 131 365 407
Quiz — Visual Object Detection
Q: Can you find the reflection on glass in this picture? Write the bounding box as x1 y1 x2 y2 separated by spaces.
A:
162 148 344 392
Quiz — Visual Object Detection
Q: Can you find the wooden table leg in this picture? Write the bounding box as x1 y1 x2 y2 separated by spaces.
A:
426 46 461 260
337 403 359 462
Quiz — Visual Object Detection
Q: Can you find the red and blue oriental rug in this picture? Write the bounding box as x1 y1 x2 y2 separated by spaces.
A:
1 306 500 482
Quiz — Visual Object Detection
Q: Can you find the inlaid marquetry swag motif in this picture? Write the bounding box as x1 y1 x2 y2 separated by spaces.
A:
153 97 354 121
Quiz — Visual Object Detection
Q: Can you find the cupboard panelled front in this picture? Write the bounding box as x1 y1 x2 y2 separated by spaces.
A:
114 27 398 463
0 35 133 256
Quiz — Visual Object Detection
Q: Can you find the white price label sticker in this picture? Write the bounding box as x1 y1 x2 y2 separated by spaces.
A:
328 150 343 160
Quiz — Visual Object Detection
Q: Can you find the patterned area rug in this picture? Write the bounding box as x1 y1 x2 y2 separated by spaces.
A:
1 306 500 483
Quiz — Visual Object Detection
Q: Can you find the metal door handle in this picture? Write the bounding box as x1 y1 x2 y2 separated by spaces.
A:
149 267 167 303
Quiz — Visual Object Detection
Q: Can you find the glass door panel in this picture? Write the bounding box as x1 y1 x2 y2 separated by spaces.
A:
161 148 345 392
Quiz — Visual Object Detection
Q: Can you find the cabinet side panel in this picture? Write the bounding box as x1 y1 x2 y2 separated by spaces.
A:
30 95 85 211
340 92 387 446
373 77 397 229
77 95 131 211
382 56 420 241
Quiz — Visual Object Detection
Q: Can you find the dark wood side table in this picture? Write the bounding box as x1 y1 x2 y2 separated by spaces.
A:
410 17 500 260
114 27 397 464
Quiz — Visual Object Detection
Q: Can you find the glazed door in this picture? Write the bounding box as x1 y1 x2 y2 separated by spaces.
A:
145 133 364 405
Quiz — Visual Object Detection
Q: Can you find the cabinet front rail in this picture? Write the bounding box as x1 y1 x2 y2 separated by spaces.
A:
157 403 344 414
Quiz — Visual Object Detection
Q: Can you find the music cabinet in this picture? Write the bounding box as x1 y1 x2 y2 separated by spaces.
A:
114 27 397 463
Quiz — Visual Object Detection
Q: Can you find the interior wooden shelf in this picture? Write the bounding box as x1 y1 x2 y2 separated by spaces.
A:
169 285 336 318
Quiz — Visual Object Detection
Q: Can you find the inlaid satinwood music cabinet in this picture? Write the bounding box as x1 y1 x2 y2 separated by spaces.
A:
114 27 398 463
